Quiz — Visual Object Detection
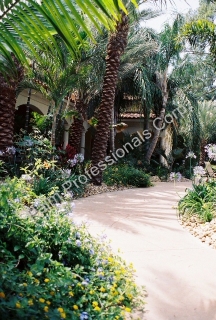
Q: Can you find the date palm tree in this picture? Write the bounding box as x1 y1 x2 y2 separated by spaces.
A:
91 12 129 184
0 56 24 150
0 0 139 153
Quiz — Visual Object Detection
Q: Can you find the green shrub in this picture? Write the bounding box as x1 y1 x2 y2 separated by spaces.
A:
103 164 151 188
178 181 216 222
0 180 145 319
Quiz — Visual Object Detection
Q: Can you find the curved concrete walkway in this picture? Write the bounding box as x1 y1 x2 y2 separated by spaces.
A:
74 182 216 320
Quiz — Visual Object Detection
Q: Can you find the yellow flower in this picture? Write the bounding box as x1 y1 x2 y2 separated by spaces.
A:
46 301 51 305
92 301 98 307
16 302 21 308
27 271 33 277
44 306 49 312
44 278 50 283
22 283 27 287
89 290 94 295
39 298 45 303
28 299 34 306
50 291 55 296
0 292 5 299
58 307 64 313
43 161 51 169
125 307 131 312
94 306 101 311
69 291 74 297
60 312 66 319
100 287 105 292
115 270 121 275
73 305 79 310
34 279 40 284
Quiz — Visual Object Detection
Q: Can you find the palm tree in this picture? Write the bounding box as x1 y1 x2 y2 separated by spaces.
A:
69 95 88 153
91 12 129 184
144 15 184 163
0 55 24 150
0 0 138 67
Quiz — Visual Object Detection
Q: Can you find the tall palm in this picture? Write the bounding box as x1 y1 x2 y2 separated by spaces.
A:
144 15 184 163
91 12 129 184
24 46 78 147
0 56 24 150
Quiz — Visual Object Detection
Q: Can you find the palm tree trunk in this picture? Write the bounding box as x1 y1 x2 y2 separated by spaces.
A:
91 13 129 185
199 138 207 165
110 107 115 152
145 70 168 163
0 56 24 151
51 112 57 147
69 97 87 153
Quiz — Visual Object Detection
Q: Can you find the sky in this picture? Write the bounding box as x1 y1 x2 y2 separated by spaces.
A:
140 0 200 31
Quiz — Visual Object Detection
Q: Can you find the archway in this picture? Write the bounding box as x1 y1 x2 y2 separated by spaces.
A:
14 104 43 134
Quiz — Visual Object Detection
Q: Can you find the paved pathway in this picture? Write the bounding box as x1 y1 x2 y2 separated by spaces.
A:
74 182 216 320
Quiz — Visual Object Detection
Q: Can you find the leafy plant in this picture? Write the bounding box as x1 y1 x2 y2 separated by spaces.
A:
0 180 145 319
178 181 216 222
103 164 151 187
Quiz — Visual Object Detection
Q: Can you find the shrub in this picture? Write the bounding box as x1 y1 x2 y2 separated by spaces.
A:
178 181 216 222
103 164 151 188
0 181 145 319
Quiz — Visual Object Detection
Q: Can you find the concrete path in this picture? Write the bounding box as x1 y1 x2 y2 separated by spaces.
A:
74 182 216 320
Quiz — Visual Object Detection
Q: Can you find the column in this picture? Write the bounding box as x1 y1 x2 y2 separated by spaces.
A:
63 123 70 150
80 121 90 156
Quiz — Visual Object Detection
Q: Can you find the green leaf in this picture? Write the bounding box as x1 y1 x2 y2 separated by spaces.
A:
14 245 20 251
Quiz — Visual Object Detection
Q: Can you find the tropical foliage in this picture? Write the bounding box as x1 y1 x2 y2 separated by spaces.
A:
179 181 216 222
0 178 145 319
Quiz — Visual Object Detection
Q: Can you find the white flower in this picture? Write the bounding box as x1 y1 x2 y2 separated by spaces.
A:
5 146 16 155
0 150 4 156
193 166 206 177
21 174 32 182
74 153 84 163
67 158 77 167
169 172 182 182
205 144 216 161
186 151 196 159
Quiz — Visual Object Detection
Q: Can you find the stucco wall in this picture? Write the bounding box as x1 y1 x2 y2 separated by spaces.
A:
16 89 50 115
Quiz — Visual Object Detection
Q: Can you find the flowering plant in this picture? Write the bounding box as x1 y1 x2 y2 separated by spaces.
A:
169 172 182 182
193 166 206 177
0 179 145 319
186 151 196 159
205 144 216 161
68 153 84 168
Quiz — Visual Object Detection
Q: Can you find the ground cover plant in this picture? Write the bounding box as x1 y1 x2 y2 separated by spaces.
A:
0 178 145 319
178 181 216 222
